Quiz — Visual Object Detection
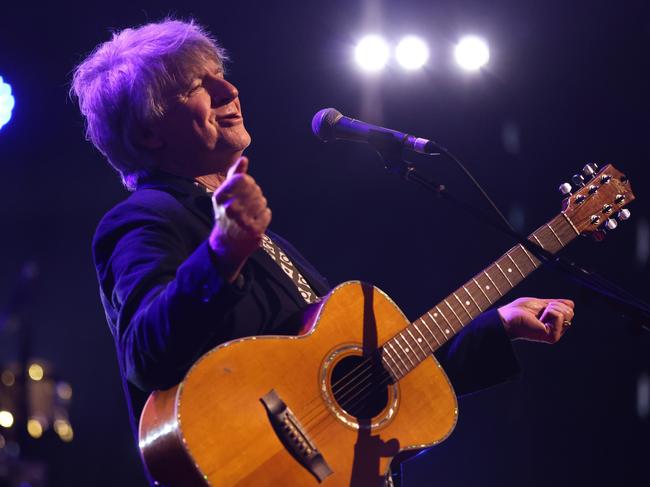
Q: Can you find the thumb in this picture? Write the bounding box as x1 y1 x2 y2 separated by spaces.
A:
227 156 249 179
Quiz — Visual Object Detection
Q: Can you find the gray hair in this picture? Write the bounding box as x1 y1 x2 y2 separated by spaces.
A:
71 19 228 190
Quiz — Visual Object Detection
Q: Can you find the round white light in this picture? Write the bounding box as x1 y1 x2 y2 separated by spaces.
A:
395 36 429 70
355 35 390 72
0 76 15 131
0 411 14 429
454 36 490 71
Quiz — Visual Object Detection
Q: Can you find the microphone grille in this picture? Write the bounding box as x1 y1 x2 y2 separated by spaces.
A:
311 108 343 142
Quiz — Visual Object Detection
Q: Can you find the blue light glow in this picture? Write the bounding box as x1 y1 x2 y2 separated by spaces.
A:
0 76 15 131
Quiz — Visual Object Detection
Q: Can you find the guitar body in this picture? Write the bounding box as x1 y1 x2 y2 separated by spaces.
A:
139 281 458 486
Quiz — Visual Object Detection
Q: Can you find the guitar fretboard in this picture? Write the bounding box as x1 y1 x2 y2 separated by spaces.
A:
380 212 580 381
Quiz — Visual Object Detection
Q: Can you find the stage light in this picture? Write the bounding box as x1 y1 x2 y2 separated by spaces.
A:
355 35 390 72
27 419 43 439
0 411 14 429
28 363 44 381
0 76 15 131
454 36 490 71
1 370 15 387
56 382 72 401
54 419 73 442
395 36 429 70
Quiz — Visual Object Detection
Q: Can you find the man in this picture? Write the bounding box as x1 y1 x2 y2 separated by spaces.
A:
71 19 574 486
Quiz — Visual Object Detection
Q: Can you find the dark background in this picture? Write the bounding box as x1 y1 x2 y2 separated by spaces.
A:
1 0 649 485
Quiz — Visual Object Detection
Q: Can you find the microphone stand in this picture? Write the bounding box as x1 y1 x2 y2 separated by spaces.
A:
368 132 650 334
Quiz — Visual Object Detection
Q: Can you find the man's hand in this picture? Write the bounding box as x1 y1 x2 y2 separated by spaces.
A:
209 157 272 282
498 297 575 344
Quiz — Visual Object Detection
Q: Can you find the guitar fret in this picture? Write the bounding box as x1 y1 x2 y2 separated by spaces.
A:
414 321 437 350
381 353 399 379
453 292 474 320
463 286 483 313
483 270 503 296
402 331 424 361
407 328 428 357
472 278 493 305
420 318 442 346
435 306 456 334
427 312 447 339
387 342 408 374
531 234 545 249
381 348 401 378
561 212 580 235
394 336 416 367
495 262 513 287
519 244 537 269
547 223 563 245
444 300 464 327
505 252 525 278
518 244 539 268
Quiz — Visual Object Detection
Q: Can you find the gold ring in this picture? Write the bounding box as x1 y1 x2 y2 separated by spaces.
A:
562 320 572 328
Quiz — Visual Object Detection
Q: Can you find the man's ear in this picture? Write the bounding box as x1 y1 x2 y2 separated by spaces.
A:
134 125 164 150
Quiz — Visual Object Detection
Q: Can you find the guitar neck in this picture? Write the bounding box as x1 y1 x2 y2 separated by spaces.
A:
380 212 580 380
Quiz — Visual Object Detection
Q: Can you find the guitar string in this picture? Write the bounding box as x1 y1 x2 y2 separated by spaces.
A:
300 269 509 433
300 221 577 439
299 295 477 427
298 304 464 424
297 355 386 427
299 220 569 424
300 301 480 428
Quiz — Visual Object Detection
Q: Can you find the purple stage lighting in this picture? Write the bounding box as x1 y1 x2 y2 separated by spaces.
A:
454 36 490 71
0 76 15 131
355 35 389 72
396 36 429 70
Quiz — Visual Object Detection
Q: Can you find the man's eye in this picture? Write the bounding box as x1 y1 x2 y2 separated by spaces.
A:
188 84 202 94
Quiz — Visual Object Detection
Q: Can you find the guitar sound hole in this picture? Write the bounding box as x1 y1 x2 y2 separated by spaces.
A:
330 354 389 420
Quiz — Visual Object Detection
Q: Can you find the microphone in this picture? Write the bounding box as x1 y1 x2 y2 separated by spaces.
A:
311 108 441 154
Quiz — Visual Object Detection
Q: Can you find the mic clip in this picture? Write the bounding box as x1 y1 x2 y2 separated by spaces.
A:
369 130 446 195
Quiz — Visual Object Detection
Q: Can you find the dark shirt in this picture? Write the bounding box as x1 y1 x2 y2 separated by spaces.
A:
92 171 520 444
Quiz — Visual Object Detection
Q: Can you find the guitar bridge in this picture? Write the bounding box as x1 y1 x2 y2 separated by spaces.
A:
260 389 333 483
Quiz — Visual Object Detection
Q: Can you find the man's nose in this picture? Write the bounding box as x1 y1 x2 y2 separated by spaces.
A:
207 77 239 107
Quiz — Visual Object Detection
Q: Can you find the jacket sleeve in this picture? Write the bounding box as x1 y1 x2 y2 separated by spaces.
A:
93 196 250 392
433 309 520 396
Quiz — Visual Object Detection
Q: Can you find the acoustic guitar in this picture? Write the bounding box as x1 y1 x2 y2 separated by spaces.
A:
139 164 633 486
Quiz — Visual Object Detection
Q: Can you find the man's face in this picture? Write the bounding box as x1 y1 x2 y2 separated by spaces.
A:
151 59 251 177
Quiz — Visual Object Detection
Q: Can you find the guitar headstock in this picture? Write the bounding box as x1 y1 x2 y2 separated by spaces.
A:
560 164 634 238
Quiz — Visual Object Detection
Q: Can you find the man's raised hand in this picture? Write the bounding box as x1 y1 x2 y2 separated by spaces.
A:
209 157 272 282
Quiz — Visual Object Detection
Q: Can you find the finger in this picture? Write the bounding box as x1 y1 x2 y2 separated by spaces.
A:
255 208 272 232
555 303 574 321
237 211 270 237
247 196 268 217
539 307 565 343
545 302 574 322
539 298 575 308
521 318 555 344
213 174 259 205
227 156 249 179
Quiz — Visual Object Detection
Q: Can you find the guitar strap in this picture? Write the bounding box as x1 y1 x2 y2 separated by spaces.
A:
260 234 319 304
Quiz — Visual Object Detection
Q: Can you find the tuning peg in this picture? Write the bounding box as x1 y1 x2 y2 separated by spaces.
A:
571 174 585 188
559 183 572 195
618 209 631 221
605 218 618 230
582 163 599 179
